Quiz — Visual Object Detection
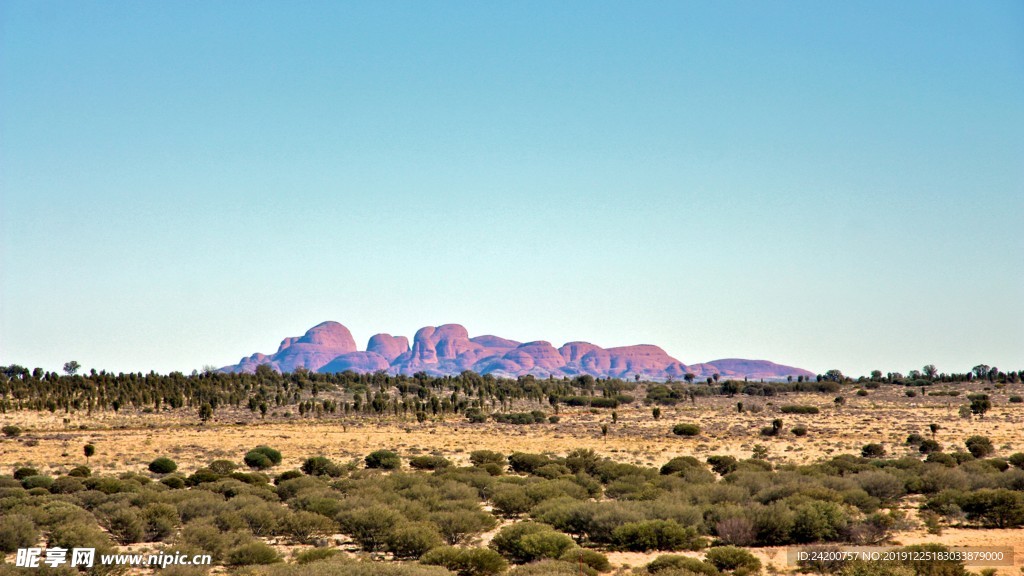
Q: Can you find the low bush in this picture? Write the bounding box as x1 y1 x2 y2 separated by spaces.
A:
365 450 402 470
707 456 738 475
226 541 280 565
508 453 551 474
385 521 444 559
1008 453 1024 469
149 457 178 474
612 520 707 552
646 555 720 575
780 405 819 414
470 450 507 468
559 548 610 573
295 548 339 564
67 465 91 477
21 475 53 490
493 412 547 425
409 455 451 470
301 456 345 477
965 436 994 458
0 513 38 553
704 546 762 574
244 446 282 469
13 467 39 480
282 510 336 544
861 444 886 458
490 522 575 564
161 476 186 489
421 545 509 576
2 424 23 437
672 423 701 436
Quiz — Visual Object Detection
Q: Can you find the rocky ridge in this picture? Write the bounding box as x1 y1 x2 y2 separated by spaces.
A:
221 321 814 381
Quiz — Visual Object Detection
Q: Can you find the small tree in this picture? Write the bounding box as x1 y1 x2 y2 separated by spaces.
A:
198 402 214 422
63 361 80 376
969 395 991 418
84 443 95 463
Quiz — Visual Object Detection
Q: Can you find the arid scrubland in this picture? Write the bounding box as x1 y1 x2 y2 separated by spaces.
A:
2 372 1023 576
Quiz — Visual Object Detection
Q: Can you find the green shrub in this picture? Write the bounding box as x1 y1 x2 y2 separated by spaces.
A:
646 555 720 575
780 405 819 414
490 484 534 517
470 450 507 468
672 423 701 436
958 489 1024 528
0 513 38 553
919 440 941 454
508 453 551 474
282 510 337 544
1008 453 1024 469
559 548 610 572
365 449 402 470
21 475 53 490
276 470 304 484
791 426 808 437
226 541 281 565
421 546 509 576
337 505 405 552
302 456 345 477
861 444 886 458
707 456 738 475
67 465 91 477
2 424 23 437
612 520 707 552
161 476 186 489
431 510 498 546
792 501 850 543
490 522 575 564
409 455 452 470
295 548 340 564
906 434 925 446
661 456 703 475
209 459 239 474
1009 395 1023 403
149 457 178 474
507 560 582 576
965 436 994 458
244 446 282 469
705 546 762 574
50 475 85 494
384 521 443 559
13 467 39 480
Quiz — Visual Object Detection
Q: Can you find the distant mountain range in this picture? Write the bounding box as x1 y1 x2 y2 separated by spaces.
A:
220 321 814 381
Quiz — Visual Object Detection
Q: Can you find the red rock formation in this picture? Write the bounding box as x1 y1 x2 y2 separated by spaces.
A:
220 321 813 381
367 334 409 362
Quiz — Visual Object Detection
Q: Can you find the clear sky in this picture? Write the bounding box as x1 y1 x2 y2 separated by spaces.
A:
2 1 1022 378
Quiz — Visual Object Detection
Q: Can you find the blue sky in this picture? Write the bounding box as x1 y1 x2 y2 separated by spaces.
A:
2 1 1022 377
